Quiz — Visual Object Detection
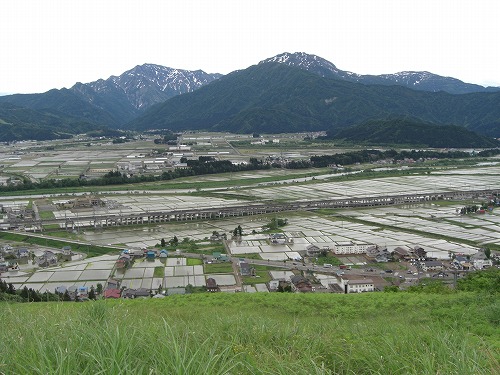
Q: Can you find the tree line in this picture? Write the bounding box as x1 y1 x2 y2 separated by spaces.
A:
1 149 498 192
0 278 99 302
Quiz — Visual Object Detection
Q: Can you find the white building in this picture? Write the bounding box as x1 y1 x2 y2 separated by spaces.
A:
420 260 444 272
473 259 493 270
333 241 371 255
338 275 374 293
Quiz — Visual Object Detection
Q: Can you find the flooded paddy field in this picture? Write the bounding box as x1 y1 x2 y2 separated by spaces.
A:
217 172 500 201
78 204 490 261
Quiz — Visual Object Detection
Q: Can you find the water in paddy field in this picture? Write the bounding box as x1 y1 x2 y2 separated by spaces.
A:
82 221 226 245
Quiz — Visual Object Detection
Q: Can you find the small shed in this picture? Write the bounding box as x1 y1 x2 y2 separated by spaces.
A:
104 288 122 299
77 286 89 297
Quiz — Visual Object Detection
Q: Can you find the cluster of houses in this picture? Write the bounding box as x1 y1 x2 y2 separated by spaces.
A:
38 247 72 267
52 281 160 301
116 248 170 269
0 246 74 274
451 251 494 270
0 204 36 230
102 279 154 299
114 149 193 176
390 245 494 272
0 245 31 272
103 278 191 299
267 273 375 294
102 278 223 298
313 239 496 268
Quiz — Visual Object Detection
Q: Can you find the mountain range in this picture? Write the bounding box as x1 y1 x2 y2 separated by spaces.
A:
129 61 500 137
0 65 221 128
1 52 500 141
261 52 500 95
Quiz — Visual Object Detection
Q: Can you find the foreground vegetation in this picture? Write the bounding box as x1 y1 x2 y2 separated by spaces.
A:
0 288 498 374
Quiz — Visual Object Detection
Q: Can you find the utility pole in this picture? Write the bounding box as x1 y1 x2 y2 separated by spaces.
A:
452 270 458 289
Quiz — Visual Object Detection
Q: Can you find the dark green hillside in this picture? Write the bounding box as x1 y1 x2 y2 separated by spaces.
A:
0 65 221 129
71 82 139 125
128 62 500 136
0 291 498 374
3 62 500 136
0 88 117 127
0 102 103 141
328 117 500 148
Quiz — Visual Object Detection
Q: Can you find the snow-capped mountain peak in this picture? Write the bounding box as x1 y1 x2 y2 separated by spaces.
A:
260 52 495 94
72 64 222 110
259 52 359 79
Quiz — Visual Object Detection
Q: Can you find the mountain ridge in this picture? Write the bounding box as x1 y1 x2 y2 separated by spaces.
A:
326 116 500 148
128 62 500 137
1 53 500 141
259 52 500 94
0 102 102 141
0 64 222 127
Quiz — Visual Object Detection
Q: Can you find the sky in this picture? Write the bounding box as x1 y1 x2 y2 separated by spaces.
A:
1 0 499 94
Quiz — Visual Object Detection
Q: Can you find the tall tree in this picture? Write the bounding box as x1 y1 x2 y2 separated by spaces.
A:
89 286 96 300
484 248 491 259
7 283 16 295
0 279 7 293
63 290 71 301
20 286 29 300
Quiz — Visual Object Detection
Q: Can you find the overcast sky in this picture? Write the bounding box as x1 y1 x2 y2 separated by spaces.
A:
1 0 499 94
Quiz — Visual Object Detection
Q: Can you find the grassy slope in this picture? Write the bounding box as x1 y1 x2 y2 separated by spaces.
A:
0 292 498 374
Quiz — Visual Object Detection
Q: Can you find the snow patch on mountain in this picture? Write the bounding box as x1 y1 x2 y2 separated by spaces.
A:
75 64 222 110
261 52 497 94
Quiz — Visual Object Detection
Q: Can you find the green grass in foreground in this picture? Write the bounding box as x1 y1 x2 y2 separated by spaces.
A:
0 292 498 374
